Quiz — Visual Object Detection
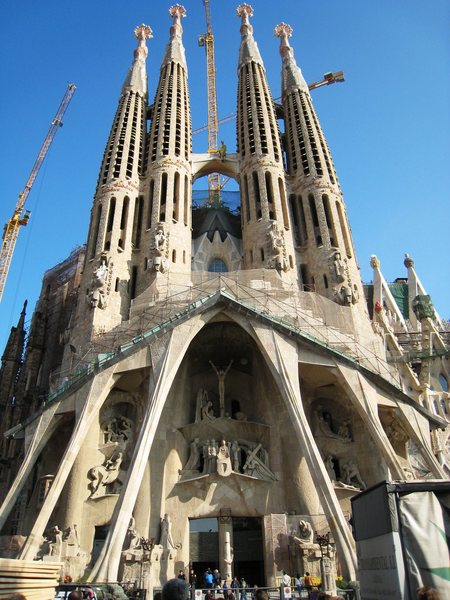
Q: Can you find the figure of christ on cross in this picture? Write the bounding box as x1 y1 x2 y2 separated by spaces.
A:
209 360 233 417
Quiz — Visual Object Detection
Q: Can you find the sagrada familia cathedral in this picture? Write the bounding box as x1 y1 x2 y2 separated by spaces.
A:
0 3 448 590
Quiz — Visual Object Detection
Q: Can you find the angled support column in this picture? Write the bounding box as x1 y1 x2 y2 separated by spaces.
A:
255 326 357 581
335 365 408 480
0 406 63 532
89 316 208 583
19 366 118 560
396 403 445 478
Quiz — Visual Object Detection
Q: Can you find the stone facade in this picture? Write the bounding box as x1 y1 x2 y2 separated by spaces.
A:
0 3 449 591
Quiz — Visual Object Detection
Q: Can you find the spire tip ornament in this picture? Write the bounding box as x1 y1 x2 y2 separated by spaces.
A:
237 3 254 19
134 24 153 42
169 4 186 18
274 23 293 38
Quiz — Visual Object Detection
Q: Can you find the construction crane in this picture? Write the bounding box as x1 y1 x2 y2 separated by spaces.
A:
193 70 345 135
198 0 222 206
0 83 76 302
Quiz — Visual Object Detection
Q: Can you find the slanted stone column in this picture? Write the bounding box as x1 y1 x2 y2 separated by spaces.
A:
89 315 209 583
0 407 62 532
253 326 357 581
19 367 118 560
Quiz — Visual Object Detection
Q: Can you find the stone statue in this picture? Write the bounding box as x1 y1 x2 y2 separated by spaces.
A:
337 419 352 440
201 397 215 421
63 524 80 556
195 388 208 422
340 461 366 489
48 526 63 558
330 250 346 283
242 443 276 481
184 438 201 472
125 517 141 551
231 440 241 472
335 285 353 306
152 225 167 272
159 513 181 558
292 520 314 546
89 255 109 309
209 360 233 417
205 439 218 474
88 451 123 498
324 455 337 482
267 223 289 271
103 416 133 446
217 440 232 477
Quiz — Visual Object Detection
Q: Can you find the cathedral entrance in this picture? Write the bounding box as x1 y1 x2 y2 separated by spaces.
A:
189 517 264 587
189 518 219 585
232 517 264 587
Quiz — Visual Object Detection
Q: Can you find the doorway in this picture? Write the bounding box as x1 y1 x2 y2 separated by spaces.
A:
189 516 264 587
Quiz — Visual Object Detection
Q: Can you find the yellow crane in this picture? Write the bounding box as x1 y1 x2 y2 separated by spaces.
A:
198 0 222 206
193 71 345 135
0 83 76 302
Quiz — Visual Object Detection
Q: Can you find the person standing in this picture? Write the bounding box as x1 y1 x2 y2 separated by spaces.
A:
205 568 214 589
231 575 240 598
282 571 291 587
294 574 302 598
240 577 248 600
303 572 313 597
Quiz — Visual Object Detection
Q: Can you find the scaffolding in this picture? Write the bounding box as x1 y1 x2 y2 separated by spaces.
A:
46 270 411 405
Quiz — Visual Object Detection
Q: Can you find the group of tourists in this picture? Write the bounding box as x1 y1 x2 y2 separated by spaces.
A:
178 568 248 600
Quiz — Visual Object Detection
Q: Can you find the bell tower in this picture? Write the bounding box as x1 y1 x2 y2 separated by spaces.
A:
275 23 364 307
137 4 192 293
236 4 297 283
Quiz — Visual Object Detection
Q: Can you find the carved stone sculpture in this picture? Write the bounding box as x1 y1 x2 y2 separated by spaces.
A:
152 225 167 272
46 525 62 559
217 440 232 477
340 461 366 489
89 255 110 309
324 455 337 482
159 513 181 559
209 360 233 417
88 451 123 498
267 223 289 271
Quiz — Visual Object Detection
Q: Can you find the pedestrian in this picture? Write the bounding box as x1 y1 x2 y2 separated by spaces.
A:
189 569 197 588
178 569 186 580
282 571 291 587
231 575 240 594
240 577 248 600
294 574 302 597
205 568 214 589
303 572 313 596
213 569 221 591
162 578 190 600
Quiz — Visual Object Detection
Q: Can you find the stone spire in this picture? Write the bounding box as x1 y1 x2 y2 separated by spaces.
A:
236 5 297 281
0 300 27 407
122 24 153 96
161 4 188 70
95 25 151 190
237 3 264 68
136 4 192 297
274 23 309 95
63 25 153 358
276 25 364 307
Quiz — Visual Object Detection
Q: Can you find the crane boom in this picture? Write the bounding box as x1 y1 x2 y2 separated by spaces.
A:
0 83 76 302
199 0 221 205
193 71 345 135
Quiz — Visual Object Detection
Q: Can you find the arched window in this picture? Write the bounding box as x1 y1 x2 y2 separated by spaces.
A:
208 258 228 273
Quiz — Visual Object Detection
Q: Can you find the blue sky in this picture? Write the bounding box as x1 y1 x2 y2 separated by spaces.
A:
1 0 449 352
